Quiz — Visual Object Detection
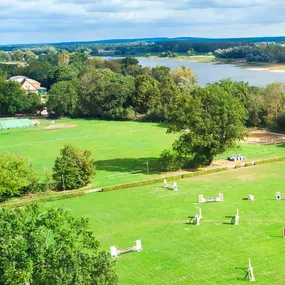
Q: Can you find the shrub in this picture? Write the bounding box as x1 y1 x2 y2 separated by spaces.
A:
0 152 40 200
244 162 253 167
160 149 188 171
53 145 95 190
235 164 242 169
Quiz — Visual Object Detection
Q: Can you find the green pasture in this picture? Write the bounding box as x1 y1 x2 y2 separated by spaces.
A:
0 118 285 188
43 161 285 284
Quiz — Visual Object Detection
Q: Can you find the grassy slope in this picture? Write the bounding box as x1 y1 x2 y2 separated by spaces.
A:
43 161 285 284
0 118 285 189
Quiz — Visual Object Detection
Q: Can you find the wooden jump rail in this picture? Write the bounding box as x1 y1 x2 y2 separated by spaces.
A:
164 179 178 191
189 208 202 226
235 258 255 282
110 240 142 258
199 193 224 203
226 209 240 225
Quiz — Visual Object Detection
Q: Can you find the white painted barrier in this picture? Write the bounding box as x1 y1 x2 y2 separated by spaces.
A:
189 208 202 225
164 179 178 191
248 195 254 201
234 208 239 226
110 240 142 258
199 193 223 203
248 258 255 282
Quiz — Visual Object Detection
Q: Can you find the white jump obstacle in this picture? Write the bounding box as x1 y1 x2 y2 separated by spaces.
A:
164 179 178 191
247 259 256 282
276 192 285 201
110 240 142 258
248 195 254 201
189 208 202 226
236 258 255 282
232 208 239 225
199 193 224 203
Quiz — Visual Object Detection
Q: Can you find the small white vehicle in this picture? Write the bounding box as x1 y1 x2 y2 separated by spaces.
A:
228 154 245 161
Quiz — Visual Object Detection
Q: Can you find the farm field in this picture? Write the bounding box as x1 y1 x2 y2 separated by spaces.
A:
1 118 285 189
43 161 285 284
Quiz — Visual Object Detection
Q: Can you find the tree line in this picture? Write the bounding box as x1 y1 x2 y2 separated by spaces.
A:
1 52 285 129
214 43 285 63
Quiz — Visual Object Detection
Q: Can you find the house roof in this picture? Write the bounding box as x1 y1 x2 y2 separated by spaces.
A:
9 76 42 90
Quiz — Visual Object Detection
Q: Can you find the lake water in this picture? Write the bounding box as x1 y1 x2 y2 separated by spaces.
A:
137 58 285 87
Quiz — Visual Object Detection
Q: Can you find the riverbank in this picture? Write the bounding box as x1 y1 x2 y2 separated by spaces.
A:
143 55 285 73
217 58 285 73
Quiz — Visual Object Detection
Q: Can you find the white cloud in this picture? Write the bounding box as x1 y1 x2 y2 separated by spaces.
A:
0 0 285 44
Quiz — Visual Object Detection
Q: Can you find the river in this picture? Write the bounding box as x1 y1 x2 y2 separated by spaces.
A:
101 57 285 87
137 58 285 87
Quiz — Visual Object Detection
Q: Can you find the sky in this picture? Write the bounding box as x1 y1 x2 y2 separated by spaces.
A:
0 0 285 45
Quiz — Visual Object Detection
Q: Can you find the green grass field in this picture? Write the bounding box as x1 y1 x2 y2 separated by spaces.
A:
43 161 285 284
1 118 285 189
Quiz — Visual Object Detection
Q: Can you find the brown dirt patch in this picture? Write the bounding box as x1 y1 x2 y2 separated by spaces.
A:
44 123 78 131
243 129 285 144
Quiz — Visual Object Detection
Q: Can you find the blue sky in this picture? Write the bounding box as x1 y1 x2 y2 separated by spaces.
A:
0 0 285 45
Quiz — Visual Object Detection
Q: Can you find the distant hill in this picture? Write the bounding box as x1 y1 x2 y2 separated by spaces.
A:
1 36 285 49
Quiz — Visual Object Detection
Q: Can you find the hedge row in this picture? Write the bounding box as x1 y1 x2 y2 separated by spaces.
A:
102 175 182 192
2 191 85 208
254 156 285 165
102 168 229 192
102 156 285 193
181 167 228 179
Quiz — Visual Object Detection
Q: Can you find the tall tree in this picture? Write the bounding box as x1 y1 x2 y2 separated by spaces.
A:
168 85 246 166
78 69 134 118
24 51 37 62
0 152 39 200
0 51 10 62
151 66 171 82
0 205 118 285
57 51 70 66
132 75 161 114
12 49 24 61
0 78 27 115
265 83 285 124
47 80 79 117
53 144 95 190
172 67 198 92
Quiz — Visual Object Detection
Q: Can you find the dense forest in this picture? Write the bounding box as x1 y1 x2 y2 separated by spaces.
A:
1 50 285 132
214 43 285 63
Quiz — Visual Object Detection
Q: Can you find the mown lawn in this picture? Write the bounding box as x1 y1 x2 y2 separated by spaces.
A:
0 118 285 188
43 161 285 284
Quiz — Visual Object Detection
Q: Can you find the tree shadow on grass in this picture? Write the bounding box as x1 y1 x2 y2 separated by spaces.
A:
223 216 235 225
276 142 285 148
185 216 198 225
95 157 162 176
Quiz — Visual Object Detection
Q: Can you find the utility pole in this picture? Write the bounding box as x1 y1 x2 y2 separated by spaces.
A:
146 162 149 175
